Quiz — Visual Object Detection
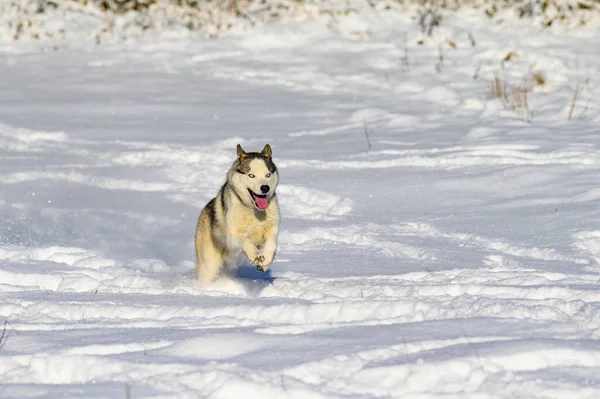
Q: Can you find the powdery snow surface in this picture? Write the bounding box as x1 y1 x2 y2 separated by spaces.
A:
1 12 600 399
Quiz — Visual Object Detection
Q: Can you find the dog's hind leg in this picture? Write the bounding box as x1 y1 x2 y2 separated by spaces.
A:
196 245 223 282
195 207 223 282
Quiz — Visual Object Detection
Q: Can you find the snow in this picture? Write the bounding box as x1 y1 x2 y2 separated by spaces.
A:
1 8 600 399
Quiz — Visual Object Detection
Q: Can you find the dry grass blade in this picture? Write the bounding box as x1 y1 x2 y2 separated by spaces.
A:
513 80 532 122
485 74 507 101
568 84 581 120
568 78 591 120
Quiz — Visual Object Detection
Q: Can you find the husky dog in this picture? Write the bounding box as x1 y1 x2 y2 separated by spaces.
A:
195 144 280 282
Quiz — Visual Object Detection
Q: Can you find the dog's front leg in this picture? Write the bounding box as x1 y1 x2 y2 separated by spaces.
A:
242 238 263 266
257 227 279 272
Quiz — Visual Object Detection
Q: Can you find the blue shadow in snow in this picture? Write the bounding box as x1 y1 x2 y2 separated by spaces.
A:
234 265 276 284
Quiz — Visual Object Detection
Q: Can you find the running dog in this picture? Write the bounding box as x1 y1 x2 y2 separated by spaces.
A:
195 144 280 282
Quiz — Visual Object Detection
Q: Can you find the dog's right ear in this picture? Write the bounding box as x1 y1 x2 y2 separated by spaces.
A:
261 144 272 159
237 144 247 160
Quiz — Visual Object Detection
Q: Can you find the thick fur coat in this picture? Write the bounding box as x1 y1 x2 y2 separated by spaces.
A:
195 144 280 282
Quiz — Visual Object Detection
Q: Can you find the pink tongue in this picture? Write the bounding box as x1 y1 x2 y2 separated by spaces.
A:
255 196 269 210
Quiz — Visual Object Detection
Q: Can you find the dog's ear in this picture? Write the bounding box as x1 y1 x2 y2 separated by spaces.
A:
237 144 247 160
261 144 272 159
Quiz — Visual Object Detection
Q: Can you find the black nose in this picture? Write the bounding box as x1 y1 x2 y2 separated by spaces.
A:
260 185 270 194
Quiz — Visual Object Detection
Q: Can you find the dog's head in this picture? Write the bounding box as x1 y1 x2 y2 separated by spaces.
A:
229 144 279 211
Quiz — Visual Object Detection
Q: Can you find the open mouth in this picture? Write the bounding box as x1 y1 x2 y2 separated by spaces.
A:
248 189 269 210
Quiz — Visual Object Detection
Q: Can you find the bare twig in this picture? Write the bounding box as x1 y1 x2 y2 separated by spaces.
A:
460 325 488 383
402 33 410 71
468 32 476 47
280 372 287 391
580 95 592 119
419 0 441 36
0 321 7 349
13 21 23 41
402 338 413 375
73 289 99 329
473 62 481 80
363 119 372 152
436 44 444 73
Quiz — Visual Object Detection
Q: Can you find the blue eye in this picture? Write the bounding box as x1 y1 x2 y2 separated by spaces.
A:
249 174 255 178
266 173 271 178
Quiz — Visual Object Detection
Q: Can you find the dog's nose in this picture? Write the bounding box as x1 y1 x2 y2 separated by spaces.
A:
260 185 270 194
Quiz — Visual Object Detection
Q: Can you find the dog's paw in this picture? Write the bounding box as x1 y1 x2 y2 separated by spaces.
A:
253 255 265 271
253 255 272 272
256 264 272 272
253 255 265 264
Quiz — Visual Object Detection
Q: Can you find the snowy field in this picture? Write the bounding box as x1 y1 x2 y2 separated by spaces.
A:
2 8 600 398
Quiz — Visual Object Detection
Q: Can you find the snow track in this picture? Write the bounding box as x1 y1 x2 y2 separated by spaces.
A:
2 13 600 399
1 240 600 397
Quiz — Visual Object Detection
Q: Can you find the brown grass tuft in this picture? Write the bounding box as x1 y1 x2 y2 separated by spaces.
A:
502 51 519 63
485 74 532 122
531 71 546 86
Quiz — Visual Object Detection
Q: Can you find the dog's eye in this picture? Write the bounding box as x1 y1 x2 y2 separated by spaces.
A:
248 173 255 178
266 173 271 178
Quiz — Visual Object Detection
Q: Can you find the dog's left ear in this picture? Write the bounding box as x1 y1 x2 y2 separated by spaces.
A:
261 144 272 159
